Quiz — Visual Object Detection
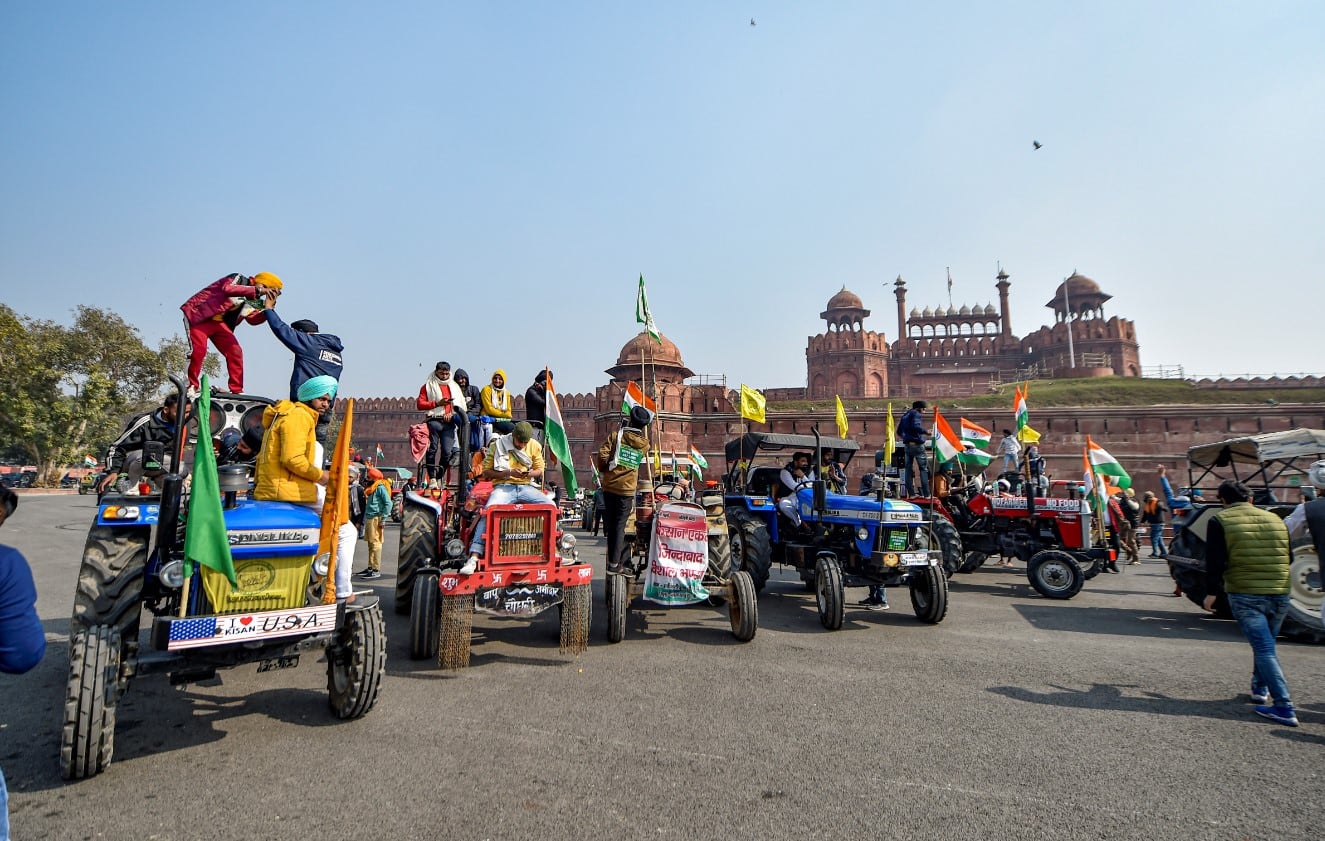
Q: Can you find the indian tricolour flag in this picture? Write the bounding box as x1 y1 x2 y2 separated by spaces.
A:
932 408 964 462
688 445 708 472
621 381 657 415
1013 386 1028 431
544 371 578 498
959 418 991 448
1086 436 1131 489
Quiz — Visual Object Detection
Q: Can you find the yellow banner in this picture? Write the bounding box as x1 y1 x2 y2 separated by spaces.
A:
739 384 766 424
834 395 848 438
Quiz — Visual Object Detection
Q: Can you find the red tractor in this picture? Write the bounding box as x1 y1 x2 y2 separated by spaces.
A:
395 476 591 668
900 474 1114 600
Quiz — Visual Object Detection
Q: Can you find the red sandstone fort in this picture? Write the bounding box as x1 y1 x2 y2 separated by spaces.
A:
342 270 1323 496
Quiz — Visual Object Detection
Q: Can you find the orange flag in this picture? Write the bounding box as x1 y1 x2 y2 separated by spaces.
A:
319 399 354 604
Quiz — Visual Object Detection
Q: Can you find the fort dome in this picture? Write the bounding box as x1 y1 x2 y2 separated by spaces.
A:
825 287 864 311
615 331 687 370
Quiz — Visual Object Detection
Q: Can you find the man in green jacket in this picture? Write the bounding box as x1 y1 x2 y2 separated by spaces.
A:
593 406 653 574
1202 480 1297 726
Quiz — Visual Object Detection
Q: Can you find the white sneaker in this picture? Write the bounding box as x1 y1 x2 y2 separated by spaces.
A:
458 557 479 575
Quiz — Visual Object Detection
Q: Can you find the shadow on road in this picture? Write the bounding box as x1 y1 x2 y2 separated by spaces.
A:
992 682 1325 728
1012 603 1245 642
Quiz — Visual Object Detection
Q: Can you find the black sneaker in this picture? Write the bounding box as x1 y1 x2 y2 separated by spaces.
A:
361 569 382 581
868 599 890 612
858 594 881 607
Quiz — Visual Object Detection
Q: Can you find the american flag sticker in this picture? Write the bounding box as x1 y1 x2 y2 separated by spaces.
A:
165 604 340 651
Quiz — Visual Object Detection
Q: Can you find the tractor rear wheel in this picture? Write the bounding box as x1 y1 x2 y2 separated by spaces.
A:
815 555 844 631
72 527 147 644
729 571 758 641
395 503 436 615
60 626 120 780
408 574 440 660
922 518 962 579
327 602 386 719
1028 550 1085 600
560 582 592 654
438 593 473 669
910 563 949 623
728 510 772 592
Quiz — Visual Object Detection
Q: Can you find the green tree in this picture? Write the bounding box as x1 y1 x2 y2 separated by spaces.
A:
0 304 218 484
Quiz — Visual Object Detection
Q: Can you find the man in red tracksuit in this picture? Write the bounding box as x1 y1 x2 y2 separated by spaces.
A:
180 272 283 394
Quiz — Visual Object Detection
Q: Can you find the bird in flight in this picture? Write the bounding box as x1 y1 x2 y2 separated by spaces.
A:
1032 140 1043 150
750 17 756 26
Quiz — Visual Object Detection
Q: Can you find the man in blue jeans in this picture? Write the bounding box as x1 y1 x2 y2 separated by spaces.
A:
463 421 553 574
1201 479 1297 726
897 400 930 497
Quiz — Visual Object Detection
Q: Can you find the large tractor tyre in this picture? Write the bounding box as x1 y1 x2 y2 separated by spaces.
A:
706 526 733 581
728 510 773 593
560 582 592 655
814 555 845 631
729 570 758 642
60 626 121 780
606 573 629 643
438 593 473 669
395 503 436 615
910 563 949 624
1027 550 1085 600
72 527 147 644
1283 540 1324 643
958 551 988 574
327 603 386 720
923 518 963 579
408 575 440 660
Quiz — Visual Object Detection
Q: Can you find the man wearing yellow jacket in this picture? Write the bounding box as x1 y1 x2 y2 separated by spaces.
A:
255 375 358 601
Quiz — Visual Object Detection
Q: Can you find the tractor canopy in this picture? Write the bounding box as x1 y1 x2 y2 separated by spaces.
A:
724 432 861 467
1185 427 1325 503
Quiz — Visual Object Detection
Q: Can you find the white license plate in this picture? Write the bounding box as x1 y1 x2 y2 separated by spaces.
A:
166 603 340 650
901 552 931 566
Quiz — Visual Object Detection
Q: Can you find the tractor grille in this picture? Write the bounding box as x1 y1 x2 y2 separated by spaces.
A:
492 509 553 565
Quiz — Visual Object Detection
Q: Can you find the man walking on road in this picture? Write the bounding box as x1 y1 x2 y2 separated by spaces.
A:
1202 480 1297 726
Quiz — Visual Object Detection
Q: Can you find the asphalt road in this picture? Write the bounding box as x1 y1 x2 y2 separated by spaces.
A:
2 494 1322 841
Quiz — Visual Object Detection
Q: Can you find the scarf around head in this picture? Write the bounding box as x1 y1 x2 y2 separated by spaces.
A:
297 375 338 402
486 368 510 412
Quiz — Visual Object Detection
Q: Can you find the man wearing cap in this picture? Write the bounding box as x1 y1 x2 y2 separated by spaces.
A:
1202 479 1297 727
265 311 344 444
462 421 553 574
593 406 653 574
897 400 930 497
417 361 468 484
181 272 282 394
356 467 393 580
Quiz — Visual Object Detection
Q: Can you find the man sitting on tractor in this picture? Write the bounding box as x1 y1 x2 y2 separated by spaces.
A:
776 451 813 528
462 420 553 574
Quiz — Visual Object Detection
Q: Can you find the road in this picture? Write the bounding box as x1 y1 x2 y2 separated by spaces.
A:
2 494 1321 841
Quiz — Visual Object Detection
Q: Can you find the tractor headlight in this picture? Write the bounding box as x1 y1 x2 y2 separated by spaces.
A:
856 526 870 541
444 538 465 559
558 533 577 554
313 552 330 577
158 559 185 588
102 505 141 520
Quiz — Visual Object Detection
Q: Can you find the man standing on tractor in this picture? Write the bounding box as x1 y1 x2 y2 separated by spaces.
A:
180 272 282 396
898 401 930 497
464 421 555 574
592 406 652 574
264 313 344 444
1202 479 1297 727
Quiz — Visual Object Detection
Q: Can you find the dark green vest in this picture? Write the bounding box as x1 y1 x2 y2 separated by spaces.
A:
1214 503 1291 594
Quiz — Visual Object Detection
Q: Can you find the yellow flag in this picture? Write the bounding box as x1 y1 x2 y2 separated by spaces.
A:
885 403 896 463
739 384 766 424
653 449 663 473
834 395 848 438
318 399 353 604
1017 424 1041 444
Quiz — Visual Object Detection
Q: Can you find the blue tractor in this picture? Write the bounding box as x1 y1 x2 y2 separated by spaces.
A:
723 431 949 629
60 379 385 780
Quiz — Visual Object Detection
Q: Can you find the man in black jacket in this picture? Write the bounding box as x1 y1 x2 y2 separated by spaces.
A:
525 370 550 426
98 400 183 494
265 312 344 444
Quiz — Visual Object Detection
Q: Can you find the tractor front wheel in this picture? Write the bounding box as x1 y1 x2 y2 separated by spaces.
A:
1028 550 1085 600
729 571 758 641
815 555 844 631
327 602 386 719
60 626 121 780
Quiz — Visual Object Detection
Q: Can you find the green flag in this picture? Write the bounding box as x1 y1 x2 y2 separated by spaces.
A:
183 376 236 586
635 274 661 344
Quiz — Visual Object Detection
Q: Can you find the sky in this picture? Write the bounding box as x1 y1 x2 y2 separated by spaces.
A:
2 2 1322 401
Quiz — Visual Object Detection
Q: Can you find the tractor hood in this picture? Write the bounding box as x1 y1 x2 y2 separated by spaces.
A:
795 487 925 524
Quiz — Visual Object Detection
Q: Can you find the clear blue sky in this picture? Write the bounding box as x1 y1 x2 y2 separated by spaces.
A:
3 2 1321 400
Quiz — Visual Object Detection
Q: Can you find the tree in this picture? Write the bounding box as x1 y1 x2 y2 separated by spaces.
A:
0 304 218 484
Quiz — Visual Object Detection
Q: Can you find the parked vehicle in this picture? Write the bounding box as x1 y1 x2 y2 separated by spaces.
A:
1166 428 1325 643
60 379 385 780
